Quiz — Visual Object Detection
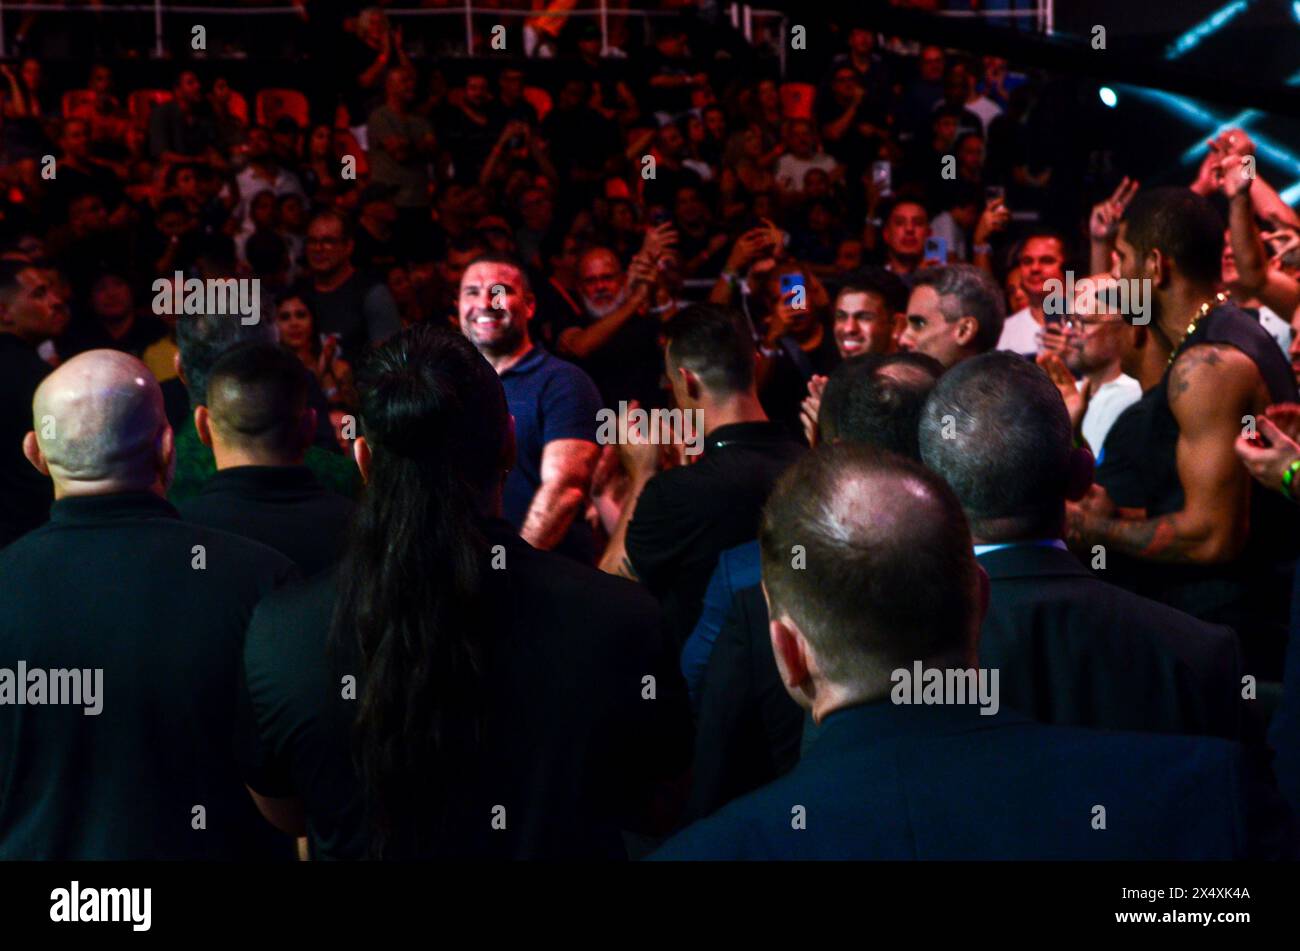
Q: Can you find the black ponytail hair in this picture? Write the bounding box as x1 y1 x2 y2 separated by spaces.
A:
330 324 511 858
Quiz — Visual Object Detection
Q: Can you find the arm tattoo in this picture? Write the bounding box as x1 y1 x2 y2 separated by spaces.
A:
1086 511 1201 563
1168 344 1226 401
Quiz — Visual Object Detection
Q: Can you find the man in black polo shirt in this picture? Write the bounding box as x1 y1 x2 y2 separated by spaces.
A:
600 304 805 648
0 349 296 859
178 342 355 576
0 260 68 549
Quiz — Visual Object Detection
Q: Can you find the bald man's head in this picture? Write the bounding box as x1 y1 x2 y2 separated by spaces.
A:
25 350 173 496
760 445 981 696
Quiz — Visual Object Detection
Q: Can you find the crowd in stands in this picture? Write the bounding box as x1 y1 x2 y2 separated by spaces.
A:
3 7 1300 861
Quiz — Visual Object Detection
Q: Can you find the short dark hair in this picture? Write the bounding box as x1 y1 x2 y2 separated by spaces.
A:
664 303 755 395
918 351 1072 541
206 342 310 454
1014 228 1071 268
819 352 944 458
464 253 532 296
911 263 1006 353
309 208 354 242
175 306 278 407
1120 186 1224 287
245 230 288 277
760 445 978 684
837 266 909 316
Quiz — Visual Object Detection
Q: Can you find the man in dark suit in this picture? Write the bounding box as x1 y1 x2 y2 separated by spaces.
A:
919 352 1250 742
0 350 296 859
686 352 943 821
653 446 1295 860
178 342 354 576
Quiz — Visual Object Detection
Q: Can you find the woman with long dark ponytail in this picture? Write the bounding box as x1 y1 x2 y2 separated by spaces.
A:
330 324 510 858
242 324 691 860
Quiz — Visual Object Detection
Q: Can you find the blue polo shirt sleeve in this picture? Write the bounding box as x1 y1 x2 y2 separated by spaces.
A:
539 358 602 444
680 541 763 706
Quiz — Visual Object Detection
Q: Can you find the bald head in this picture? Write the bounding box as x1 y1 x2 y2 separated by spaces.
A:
26 350 173 496
760 445 981 696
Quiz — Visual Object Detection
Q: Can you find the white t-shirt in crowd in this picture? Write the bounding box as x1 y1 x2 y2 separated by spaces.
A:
775 152 839 193
965 95 1003 135
997 306 1040 358
929 211 968 262
1080 373 1142 457
1256 304 1292 357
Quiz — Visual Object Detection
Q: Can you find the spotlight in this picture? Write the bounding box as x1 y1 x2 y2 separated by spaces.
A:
1099 87 1119 108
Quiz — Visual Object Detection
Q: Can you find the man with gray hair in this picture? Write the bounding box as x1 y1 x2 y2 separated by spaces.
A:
918 351 1252 742
897 262 1004 369
0 350 297 859
652 445 1295 859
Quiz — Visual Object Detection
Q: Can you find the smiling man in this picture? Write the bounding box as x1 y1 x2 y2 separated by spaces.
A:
832 267 909 359
997 231 1068 357
459 254 602 562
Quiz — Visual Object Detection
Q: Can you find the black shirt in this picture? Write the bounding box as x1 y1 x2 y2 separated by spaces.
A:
0 334 52 549
627 421 806 648
1095 303 1300 677
239 520 692 859
0 492 298 859
177 465 355 577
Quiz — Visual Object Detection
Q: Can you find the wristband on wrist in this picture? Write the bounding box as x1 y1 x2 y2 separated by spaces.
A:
973 243 992 255
1282 458 1300 501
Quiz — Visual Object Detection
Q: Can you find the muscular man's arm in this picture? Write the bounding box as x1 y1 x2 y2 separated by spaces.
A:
1075 345 1254 563
521 438 599 550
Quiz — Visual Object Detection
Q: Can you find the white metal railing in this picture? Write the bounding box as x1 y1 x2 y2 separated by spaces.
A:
0 2 787 61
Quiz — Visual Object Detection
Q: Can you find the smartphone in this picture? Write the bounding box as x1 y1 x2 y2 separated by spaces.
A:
780 272 805 296
923 237 947 264
871 160 892 195
985 185 1005 204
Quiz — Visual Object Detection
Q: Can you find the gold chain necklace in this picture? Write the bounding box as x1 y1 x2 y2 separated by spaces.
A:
1166 292 1227 369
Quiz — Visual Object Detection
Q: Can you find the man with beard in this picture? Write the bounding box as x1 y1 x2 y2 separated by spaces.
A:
557 245 663 408
1036 273 1141 456
459 255 602 562
299 210 401 359
1070 187 1300 679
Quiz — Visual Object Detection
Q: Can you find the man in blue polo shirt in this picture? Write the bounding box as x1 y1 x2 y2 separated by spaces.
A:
459 254 602 562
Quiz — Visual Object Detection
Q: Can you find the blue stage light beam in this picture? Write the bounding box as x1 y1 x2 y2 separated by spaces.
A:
1164 1 1252 60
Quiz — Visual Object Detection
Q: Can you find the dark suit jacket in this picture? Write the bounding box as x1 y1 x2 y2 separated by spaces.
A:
979 544 1250 741
178 465 355 577
688 583 802 821
241 519 694 860
652 701 1298 860
0 492 298 860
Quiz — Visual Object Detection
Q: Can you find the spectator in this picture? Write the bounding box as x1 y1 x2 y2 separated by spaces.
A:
898 263 1005 368
997 231 1068 358
367 66 436 241
0 261 68 548
299 210 401 359
459 254 602 561
179 342 354 576
0 350 297 859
